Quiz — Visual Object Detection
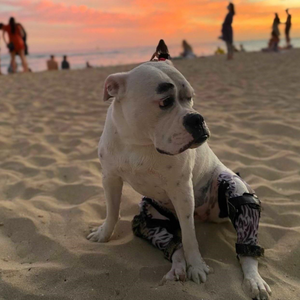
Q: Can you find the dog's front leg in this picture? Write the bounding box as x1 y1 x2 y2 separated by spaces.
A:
168 182 210 284
240 256 271 300
87 175 123 242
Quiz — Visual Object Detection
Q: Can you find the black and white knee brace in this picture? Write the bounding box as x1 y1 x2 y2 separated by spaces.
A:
132 197 182 261
218 173 264 257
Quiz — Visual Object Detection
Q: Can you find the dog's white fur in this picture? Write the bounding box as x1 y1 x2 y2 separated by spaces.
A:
87 62 271 299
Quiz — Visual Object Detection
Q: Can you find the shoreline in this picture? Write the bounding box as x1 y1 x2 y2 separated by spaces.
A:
1 47 300 77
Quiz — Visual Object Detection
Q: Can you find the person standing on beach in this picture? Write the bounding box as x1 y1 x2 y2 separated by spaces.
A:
284 9 292 47
150 39 171 61
61 55 70 70
47 55 58 71
272 13 281 38
220 3 235 60
0 17 29 73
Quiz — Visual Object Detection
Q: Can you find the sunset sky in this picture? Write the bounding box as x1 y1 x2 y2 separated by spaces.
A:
1 0 299 52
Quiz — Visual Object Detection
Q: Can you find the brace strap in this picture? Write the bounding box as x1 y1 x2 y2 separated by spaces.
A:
228 193 261 225
218 180 230 218
236 244 264 257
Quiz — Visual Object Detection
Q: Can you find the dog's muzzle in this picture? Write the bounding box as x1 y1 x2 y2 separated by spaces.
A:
183 113 210 148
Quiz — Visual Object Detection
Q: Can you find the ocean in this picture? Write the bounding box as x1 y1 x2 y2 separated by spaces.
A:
1 38 299 74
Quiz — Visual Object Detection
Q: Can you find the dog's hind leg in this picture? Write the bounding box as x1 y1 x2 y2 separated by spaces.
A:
132 197 186 282
162 247 186 282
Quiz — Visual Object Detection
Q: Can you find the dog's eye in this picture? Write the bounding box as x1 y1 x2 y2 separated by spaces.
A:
159 97 174 109
187 97 192 101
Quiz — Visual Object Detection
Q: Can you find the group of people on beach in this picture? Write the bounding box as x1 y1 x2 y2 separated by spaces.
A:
264 10 292 52
150 3 293 62
150 3 237 61
219 4 292 58
46 56 93 70
219 4 293 57
149 3 236 61
0 16 94 74
46 55 70 71
0 4 295 73
150 39 196 62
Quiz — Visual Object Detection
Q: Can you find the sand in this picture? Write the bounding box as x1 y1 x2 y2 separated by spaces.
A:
0 50 300 300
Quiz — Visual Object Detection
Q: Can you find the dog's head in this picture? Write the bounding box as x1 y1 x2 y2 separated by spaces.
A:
103 61 210 155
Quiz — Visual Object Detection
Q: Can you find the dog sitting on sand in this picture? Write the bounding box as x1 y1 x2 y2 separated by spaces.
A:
87 61 272 300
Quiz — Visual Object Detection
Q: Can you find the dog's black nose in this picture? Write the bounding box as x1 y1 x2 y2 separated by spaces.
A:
183 113 209 142
184 114 204 129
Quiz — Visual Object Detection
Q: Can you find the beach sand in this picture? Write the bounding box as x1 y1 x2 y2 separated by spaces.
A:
1 50 300 300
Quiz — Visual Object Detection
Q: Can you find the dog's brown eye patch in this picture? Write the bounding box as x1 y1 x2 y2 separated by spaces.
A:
156 82 174 94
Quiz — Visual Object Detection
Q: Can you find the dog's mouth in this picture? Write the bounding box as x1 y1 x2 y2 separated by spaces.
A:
189 134 209 149
180 134 209 152
156 134 209 156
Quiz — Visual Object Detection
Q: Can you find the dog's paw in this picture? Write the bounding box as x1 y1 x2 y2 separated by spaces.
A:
243 273 272 300
187 260 210 284
162 261 186 284
160 247 186 285
87 225 110 243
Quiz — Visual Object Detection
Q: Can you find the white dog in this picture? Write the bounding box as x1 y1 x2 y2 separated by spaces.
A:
87 61 272 300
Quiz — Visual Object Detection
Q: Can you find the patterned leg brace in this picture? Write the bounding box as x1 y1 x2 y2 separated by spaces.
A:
132 197 182 261
218 172 264 257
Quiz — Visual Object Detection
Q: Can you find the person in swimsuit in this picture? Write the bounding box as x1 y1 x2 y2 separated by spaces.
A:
220 3 235 60
284 9 292 47
150 39 171 61
1 17 29 73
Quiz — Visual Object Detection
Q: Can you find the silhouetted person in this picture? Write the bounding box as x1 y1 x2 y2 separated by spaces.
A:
181 40 196 58
285 9 292 47
47 55 58 71
61 55 70 70
0 17 29 72
86 61 93 68
220 3 235 60
272 13 280 38
150 39 170 61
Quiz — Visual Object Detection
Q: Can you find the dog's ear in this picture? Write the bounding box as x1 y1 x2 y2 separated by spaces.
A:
103 72 128 101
